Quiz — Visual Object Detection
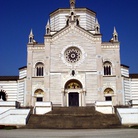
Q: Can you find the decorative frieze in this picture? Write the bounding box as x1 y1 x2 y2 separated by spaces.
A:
102 45 119 49
28 47 45 50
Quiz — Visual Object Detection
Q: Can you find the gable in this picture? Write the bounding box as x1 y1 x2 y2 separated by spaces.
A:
51 25 101 43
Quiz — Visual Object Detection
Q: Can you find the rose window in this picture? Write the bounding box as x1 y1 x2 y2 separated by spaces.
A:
65 47 81 63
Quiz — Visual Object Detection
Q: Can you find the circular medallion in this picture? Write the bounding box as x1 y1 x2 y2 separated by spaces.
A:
65 47 81 63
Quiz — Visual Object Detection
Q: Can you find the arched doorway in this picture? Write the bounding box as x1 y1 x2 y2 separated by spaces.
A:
34 89 44 102
104 88 114 101
64 79 83 107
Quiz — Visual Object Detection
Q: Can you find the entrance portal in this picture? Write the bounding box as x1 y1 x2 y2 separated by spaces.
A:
64 79 84 107
69 92 79 106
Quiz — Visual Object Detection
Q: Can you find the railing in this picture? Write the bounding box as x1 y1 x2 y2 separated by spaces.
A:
116 108 122 123
0 109 11 120
26 109 32 124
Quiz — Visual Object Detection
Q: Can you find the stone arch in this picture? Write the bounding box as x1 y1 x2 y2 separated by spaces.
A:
65 79 83 89
104 88 114 94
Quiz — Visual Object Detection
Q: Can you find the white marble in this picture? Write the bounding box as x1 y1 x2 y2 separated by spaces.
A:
95 101 114 114
0 109 30 125
117 108 138 124
34 102 52 115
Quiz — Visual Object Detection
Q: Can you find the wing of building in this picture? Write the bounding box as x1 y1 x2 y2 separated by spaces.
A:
0 0 138 108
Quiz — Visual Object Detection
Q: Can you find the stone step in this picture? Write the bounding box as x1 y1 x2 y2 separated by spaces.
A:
24 107 122 129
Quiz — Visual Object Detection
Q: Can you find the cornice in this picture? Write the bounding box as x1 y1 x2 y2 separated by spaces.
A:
50 8 96 17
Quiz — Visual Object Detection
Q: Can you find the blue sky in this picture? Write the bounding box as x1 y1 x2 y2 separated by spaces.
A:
0 0 138 75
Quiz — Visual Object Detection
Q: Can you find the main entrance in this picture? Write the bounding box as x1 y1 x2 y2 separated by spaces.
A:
69 92 79 106
64 79 85 107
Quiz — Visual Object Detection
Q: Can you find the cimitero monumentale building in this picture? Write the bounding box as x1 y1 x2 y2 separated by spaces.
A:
0 0 138 108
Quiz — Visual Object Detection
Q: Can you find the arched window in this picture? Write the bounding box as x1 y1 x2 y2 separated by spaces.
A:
96 27 99 32
35 62 44 77
103 61 112 75
0 90 7 101
29 37 33 43
47 28 50 34
114 35 118 41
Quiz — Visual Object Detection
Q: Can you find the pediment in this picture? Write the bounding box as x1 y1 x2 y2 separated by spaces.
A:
50 25 101 43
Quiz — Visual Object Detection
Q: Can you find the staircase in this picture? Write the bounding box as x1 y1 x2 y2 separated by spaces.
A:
24 107 122 129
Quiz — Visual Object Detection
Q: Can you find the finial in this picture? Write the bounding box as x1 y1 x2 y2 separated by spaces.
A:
29 29 34 37
113 27 117 34
95 18 99 25
70 0 75 9
46 20 50 27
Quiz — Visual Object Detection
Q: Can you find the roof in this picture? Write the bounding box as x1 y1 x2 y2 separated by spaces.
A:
19 66 27 70
121 64 129 68
129 74 138 78
0 76 19 81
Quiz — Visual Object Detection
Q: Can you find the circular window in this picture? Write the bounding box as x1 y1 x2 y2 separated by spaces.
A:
65 47 81 63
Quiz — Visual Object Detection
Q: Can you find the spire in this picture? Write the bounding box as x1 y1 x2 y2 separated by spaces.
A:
113 27 118 42
29 29 34 37
46 20 51 35
47 20 50 26
113 27 117 34
95 18 99 25
29 29 34 43
28 29 36 44
70 0 75 9
94 18 100 34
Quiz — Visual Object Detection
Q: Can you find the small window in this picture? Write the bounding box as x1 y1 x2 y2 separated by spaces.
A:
114 35 118 41
71 12 74 16
96 27 99 32
36 97 43 102
76 19 79 26
47 28 50 34
29 37 33 43
105 96 112 101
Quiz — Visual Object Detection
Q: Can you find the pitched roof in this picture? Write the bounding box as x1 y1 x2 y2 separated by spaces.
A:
129 74 138 78
121 64 129 68
0 76 19 81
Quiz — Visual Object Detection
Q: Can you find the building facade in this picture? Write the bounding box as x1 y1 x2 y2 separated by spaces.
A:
0 0 138 107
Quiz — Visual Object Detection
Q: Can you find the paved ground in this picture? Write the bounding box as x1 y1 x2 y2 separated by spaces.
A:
0 129 138 138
